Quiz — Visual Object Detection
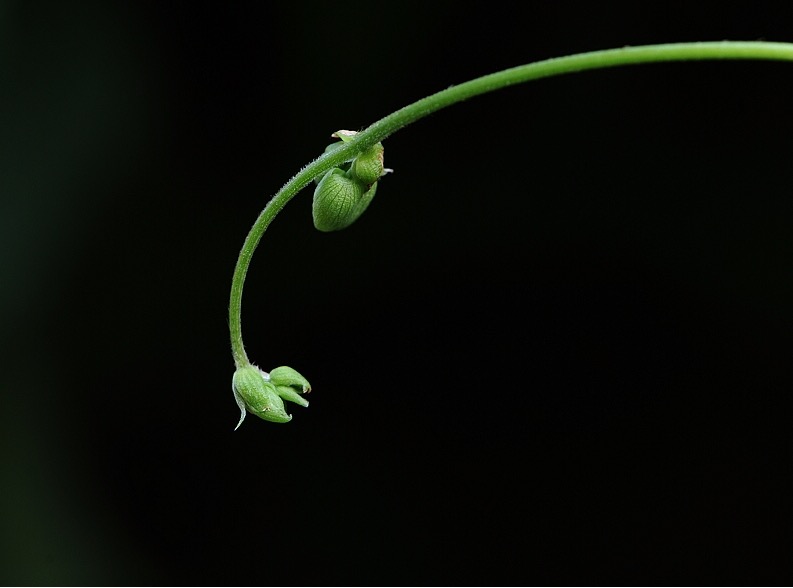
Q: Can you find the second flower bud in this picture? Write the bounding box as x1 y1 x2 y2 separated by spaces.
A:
312 130 387 232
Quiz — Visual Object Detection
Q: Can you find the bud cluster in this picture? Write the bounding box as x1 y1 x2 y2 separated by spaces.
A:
232 365 311 428
312 130 389 232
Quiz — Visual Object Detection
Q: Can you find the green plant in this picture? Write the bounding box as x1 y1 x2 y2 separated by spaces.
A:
229 41 793 427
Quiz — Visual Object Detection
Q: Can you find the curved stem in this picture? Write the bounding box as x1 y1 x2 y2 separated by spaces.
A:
229 40 793 367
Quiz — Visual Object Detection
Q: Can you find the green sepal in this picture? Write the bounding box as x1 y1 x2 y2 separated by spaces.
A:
354 181 377 220
269 366 312 393
313 168 365 232
331 129 358 143
275 386 309 408
232 365 292 428
350 142 384 186
323 141 345 154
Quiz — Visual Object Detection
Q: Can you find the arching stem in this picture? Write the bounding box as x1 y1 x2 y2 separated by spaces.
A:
229 41 793 368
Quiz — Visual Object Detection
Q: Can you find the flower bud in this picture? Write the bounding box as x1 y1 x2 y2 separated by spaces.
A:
274 386 309 408
313 168 365 232
232 365 291 428
269 366 311 393
312 130 389 232
269 366 311 408
350 142 385 186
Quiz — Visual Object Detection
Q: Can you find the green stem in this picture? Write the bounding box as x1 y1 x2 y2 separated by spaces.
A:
229 40 793 368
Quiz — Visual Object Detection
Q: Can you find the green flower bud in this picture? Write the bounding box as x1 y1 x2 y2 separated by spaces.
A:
313 168 365 232
269 366 312 393
232 365 292 428
232 364 312 428
267 366 311 408
312 130 389 232
274 386 309 408
350 142 385 186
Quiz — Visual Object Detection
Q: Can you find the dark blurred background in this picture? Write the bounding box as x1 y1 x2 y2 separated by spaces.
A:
2 0 792 585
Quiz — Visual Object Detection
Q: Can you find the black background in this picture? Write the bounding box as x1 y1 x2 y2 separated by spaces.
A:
2 0 792 585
